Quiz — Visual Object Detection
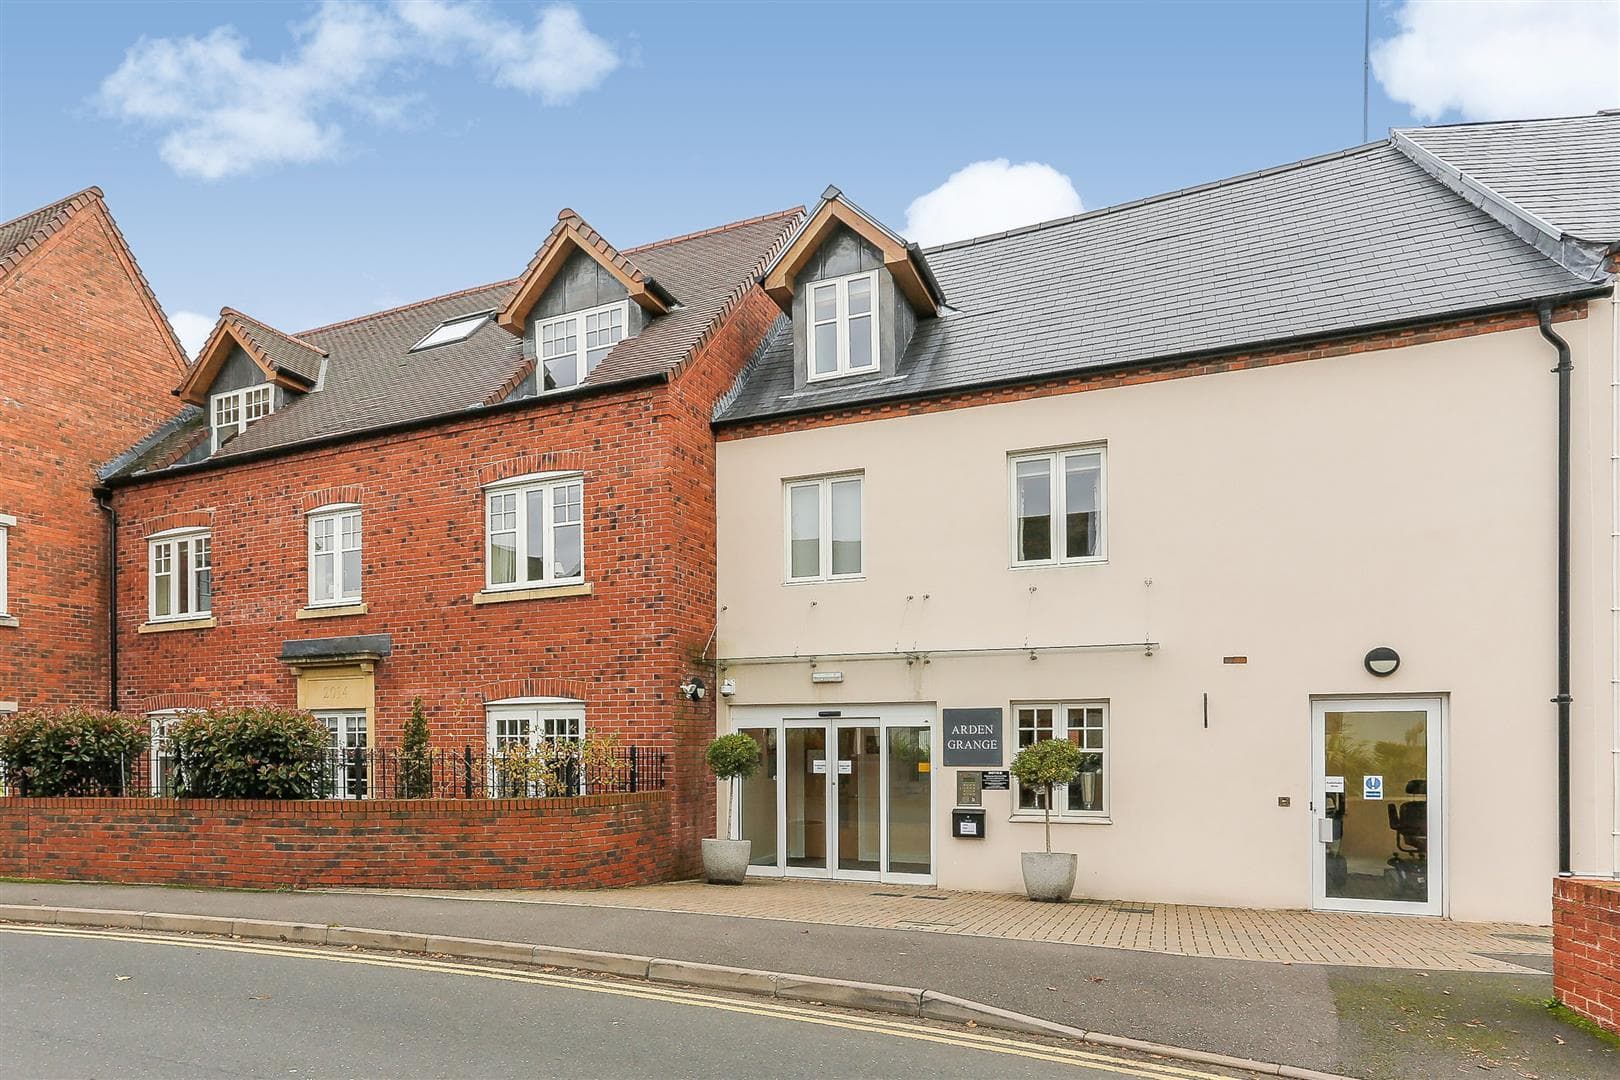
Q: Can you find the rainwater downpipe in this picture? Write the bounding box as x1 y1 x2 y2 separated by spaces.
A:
1611 296 1620 879
1537 304 1572 876
93 487 118 712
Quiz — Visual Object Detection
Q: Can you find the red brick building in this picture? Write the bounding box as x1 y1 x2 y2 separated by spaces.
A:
0 187 191 715
102 207 800 872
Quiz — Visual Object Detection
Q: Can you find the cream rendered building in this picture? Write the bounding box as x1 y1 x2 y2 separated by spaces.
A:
711 115 1620 924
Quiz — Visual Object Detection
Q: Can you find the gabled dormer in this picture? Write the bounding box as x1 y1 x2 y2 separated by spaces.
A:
176 308 325 453
760 186 945 393
498 209 678 393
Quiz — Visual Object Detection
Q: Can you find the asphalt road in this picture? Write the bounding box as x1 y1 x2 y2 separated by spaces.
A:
0 925 1247 1080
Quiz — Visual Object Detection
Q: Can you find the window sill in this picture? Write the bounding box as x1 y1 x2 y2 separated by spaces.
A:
1009 558 1109 571
297 602 368 620
783 575 865 587
0 614 17 629
1007 813 1112 826
138 616 217 634
473 582 593 605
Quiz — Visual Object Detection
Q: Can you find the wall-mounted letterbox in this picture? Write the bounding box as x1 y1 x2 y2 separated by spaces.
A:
951 808 986 839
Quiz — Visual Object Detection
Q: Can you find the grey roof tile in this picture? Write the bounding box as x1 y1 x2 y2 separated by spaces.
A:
1398 113 1620 241
717 141 1606 425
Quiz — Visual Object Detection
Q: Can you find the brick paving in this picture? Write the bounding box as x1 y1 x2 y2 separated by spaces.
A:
335 877 1553 974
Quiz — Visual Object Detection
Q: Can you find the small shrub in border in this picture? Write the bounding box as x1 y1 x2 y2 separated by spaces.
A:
0 708 148 797
397 696 432 798
169 707 331 799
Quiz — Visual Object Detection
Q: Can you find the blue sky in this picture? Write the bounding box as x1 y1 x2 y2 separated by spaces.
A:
2 1 1616 352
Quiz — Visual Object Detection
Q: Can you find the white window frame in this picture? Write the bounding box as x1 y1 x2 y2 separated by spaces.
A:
783 473 864 583
537 299 630 392
1008 445 1108 568
805 271 880 383
485 699 587 797
483 473 585 591
0 512 13 617
146 709 200 797
317 709 370 800
1012 701 1110 819
147 528 212 622
210 385 274 451
307 504 362 607
409 310 492 352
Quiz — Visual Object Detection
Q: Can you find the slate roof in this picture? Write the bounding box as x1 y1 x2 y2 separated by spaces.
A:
119 209 801 471
1397 113 1620 241
716 138 1610 425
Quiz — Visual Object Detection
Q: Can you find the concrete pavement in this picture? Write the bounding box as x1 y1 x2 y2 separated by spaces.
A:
0 880 1613 1079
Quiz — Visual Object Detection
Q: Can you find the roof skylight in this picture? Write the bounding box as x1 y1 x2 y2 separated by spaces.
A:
410 311 492 351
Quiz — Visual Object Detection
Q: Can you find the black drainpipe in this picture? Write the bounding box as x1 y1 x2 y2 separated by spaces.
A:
1537 305 1572 876
93 487 118 712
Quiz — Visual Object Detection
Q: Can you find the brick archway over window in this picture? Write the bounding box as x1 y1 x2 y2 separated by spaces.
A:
300 485 364 513
133 692 213 714
477 451 587 488
140 510 213 537
478 678 588 704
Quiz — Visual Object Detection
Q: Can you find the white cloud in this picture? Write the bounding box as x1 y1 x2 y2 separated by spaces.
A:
98 2 620 180
904 160 1084 248
395 1 619 104
1372 1 1620 122
169 311 217 359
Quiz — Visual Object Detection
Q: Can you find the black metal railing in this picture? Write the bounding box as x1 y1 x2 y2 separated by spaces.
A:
0 744 669 801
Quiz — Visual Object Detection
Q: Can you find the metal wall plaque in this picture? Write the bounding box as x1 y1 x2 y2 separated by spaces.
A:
981 770 1011 791
941 708 1004 766
955 771 983 807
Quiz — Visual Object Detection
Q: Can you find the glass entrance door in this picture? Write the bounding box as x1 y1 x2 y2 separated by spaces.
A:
1311 698 1442 915
745 713 934 884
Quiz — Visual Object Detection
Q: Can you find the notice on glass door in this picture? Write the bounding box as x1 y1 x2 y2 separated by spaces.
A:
1362 775 1384 800
1324 776 1345 794
812 760 828 774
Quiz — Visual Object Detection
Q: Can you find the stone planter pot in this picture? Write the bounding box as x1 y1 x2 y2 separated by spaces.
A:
702 838 751 885
1021 851 1077 902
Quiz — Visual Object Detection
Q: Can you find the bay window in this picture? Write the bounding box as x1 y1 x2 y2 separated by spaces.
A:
486 474 584 589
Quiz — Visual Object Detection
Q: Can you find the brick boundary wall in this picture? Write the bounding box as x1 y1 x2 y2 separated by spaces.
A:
0 792 673 890
1553 877 1620 1036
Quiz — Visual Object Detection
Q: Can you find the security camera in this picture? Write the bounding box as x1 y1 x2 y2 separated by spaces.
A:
719 679 736 697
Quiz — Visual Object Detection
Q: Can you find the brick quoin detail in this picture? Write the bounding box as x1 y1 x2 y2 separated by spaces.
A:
0 196 189 711
107 284 782 880
716 305 1589 442
1553 877 1620 1036
0 794 672 890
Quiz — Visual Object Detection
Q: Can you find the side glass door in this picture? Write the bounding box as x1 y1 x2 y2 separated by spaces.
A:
885 725 932 880
784 723 829 875
318 710 368 800
834 724 881 878
1311 698 1442 915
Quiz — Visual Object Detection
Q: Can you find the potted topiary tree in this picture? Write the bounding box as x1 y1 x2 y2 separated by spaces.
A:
702 732 762 885
1009 737 1083 901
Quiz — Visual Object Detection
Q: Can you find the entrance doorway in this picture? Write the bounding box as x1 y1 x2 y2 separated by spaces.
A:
732 707 934 885
1311 697 1444 915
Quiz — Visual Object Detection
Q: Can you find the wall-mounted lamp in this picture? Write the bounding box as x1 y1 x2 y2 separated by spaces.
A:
1364 647 1400 677
679 676 707 702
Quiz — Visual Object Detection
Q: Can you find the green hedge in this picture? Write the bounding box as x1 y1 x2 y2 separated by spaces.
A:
169 707 331 799
0 708 148 796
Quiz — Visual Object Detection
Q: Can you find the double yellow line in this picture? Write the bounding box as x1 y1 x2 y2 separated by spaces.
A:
1 924 1238 1079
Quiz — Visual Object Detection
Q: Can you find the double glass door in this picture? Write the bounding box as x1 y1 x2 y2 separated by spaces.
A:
736 716 932 884
1311 697 1443 915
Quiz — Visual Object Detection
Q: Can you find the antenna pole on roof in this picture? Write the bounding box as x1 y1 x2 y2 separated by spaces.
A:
1362 0 1371 142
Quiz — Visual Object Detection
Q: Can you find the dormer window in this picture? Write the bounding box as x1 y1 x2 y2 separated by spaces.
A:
210 385 273 451
539 300 628 391
410 311 492 352
808 271 878 381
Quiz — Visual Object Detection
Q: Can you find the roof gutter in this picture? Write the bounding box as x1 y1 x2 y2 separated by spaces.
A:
104 370 668 490
1538 303 1574 877
716 287 1612 429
